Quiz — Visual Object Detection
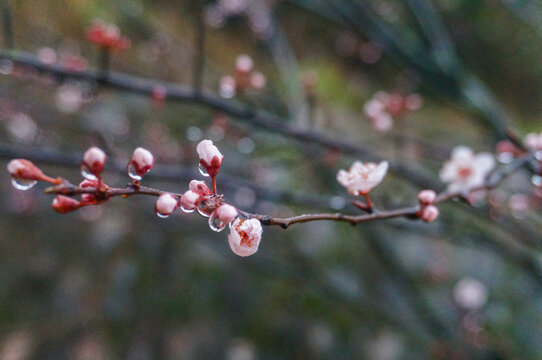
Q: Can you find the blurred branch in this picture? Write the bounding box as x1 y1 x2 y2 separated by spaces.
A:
1 0 13 49
192 3 205 93
0 49 437 188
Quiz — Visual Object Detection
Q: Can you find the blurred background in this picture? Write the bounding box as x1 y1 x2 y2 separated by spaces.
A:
1 0 542 359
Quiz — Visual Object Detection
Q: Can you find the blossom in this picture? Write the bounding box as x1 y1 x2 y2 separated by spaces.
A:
85 20 131 51
196 140 224 178
420 205 439 223
82 147 107 178
128 147 154 179
52 195 81 214
336 161 388 195
155 193 178 217
453 277 488 310
439 146 495 193
228 218 263 257
524 132 542 151
215 204 238 224
181 190 202 211
235 54 254 74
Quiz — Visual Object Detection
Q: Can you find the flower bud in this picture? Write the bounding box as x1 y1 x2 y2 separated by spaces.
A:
181 190 202 211
189 180 211 196
215 204 238 224
79 179 99 203
7 159 47 181
128 147 154 180
82 147 107 178
155 193 178 217
418 189 437 205
249 71 266 90
52 195 81 214
421 205 439 223
196 140 224 178
228 218 263 257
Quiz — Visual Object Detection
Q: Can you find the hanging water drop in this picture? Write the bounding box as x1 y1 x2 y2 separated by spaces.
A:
208 212 227 232
180 204 195 213
497 152 513 164
196 201 211 217
532 175 542 187
155 211 170 218
198 163 209 177
80 164 97 180
127 163 142 181
11 177 37 191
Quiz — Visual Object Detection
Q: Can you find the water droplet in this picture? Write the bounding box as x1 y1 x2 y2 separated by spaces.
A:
127 163 142 181
80 164 97 180
11 177 37 191
156 211 169 218
532 175 542 187
497 152 513 164
198 163 209 177
196 201 211 217
0 59 14 75
180 204 195 213
536 151 542 161
208 212 227 232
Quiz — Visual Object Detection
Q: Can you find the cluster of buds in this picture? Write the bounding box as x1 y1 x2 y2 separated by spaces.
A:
417 190 439 222
85 20 131 51
363 91 422 132
219 55 266 98
37 47 88 72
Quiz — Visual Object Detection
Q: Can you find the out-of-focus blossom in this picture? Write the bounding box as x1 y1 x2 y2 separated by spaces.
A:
524 132 542 151
363 91 422 132
337 161 388 195
6 112 37 142
418 189 437 205
420 205 439 223
453 277 488 310
85 20 131 51
228 218 262 257
439 146 495 193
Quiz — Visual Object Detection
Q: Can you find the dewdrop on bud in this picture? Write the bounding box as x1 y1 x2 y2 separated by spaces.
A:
189 180 211 196
81 146 106 180
52 195 81 214
235 54 254 74
209 203 238 232
196 140 224 178
228 218 263 257
418 190 437 206
180 190 201 213
155 193 178 218
127 147 154 180
421 205 439 223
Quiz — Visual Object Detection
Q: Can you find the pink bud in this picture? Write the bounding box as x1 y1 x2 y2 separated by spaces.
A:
421 205 439 223
189 180 211 196
79 179 99 203
249 71 266 90
7 159 47 181
52 195 81 214
215 203 238 224
128 147 154 179
155 193 178 217
181 190 202 211
235 54 254 74
82 147 107 178
196 140 224 178
418 189 437 205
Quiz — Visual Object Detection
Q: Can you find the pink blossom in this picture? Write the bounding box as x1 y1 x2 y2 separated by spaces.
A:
418 189 437 205
181 190 202 211
228 218 262 257
420 205 439 223
129 147 154 178
235 54 254 74
85 20 131 51
52 195 81 214
249 71 266 90
196 140 224 178
524 132 542 151
336 161 388 195
155 193 178 216
215 203 238 224
439 146 495 193
82 147 107 177
189 180 211 196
